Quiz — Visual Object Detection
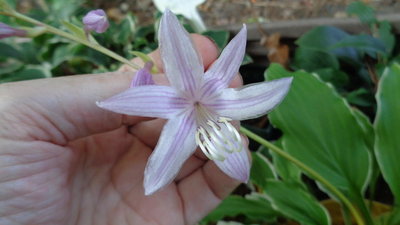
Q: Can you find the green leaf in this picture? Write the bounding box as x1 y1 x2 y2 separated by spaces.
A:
292 47 339 71
265 64 371 217
0 64 51 83
0 0 14 12
51 43 109 69
296 26 360 63
330 34 386 58
377 21 395 56
314 68 349 88
115 14 136 44
352 108 374 150
241 54 253 65
250 152 276 190
201 195 277 223
346 88 375 107
61 20 86 40
375 63 400 202
202 30 229 50
265 180 331 225
0 60 23 75
270 139 302 182
346 1 377 25
0 42 22 60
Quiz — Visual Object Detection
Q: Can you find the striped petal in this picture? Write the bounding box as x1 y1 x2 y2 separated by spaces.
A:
214 145 250 182
144 110 197 195
204 25 247 88
159 9 204 95
96 85 189 119
209 77 293 120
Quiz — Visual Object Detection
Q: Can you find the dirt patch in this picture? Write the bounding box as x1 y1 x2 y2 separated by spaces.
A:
94 0 400 28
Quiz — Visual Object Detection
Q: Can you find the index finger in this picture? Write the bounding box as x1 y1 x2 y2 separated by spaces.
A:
0 34 219 144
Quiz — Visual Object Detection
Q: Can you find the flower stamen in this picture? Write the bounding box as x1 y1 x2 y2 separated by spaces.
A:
195 117 242 161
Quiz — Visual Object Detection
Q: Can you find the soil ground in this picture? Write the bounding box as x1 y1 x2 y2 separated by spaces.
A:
95 0 400 28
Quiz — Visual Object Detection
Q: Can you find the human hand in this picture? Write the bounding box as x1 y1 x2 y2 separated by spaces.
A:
0 34 248 225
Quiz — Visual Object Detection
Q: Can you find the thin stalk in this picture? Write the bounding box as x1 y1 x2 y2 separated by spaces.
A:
3 11 140 70
240 126 366 225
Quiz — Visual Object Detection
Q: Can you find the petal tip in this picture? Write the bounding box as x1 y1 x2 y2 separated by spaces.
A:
144 186 156 196
281 76 294 89
96 100 104 108
143 172 164 196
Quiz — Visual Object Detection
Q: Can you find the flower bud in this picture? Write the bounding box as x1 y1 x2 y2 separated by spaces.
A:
130 62 155 87
82 9 109 33
0 22 26 39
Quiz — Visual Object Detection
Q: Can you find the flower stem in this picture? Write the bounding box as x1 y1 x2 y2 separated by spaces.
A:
3 11 140 70
240 126 366 225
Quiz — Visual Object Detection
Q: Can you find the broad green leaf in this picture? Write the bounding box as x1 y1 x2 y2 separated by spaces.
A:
375 63 400 202
269 138 302 182
352 108 374 150
296 26 360 63
346 1 377 25
265 180 331 225
292 47 339 71
201 195 277 223
330 34 386 59
371 207 400 225
314 68 349 88
250 152 276 190
265 64 371 216
202 30 229 50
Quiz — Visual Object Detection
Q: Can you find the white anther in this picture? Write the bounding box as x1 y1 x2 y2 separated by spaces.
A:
195 117 243 161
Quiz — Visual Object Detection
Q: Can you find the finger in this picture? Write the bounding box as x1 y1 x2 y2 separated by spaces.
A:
177 138 251 225
119 34 219 73
0 34 219 144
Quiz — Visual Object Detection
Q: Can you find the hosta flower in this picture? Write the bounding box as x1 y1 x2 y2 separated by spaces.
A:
0 22 26 39
82 9 109 33
97 10 292 195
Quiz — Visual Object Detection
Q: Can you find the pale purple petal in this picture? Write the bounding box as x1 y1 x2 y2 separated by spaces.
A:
0 22 26 39
83 9 109 33
144 110 197 195
130 62 155 87
96 85 189 119
214 146 250 182
208 77 293 120
159 9 204 95
203 25 247 88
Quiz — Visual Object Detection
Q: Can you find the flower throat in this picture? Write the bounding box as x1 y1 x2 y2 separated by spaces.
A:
194 103 242 161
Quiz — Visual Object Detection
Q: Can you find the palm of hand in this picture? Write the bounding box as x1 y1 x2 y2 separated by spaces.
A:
0 35 242 225
1 123 215 225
